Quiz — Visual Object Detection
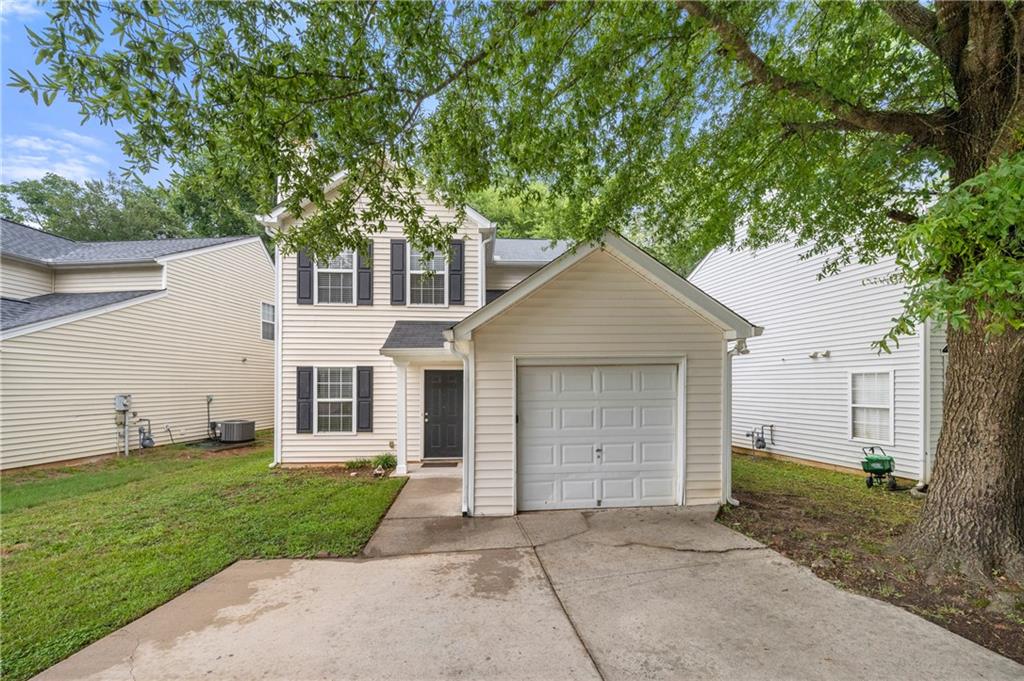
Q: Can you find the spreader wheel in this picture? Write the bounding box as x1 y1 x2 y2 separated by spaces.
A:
887 476 898 491
866 475 874 488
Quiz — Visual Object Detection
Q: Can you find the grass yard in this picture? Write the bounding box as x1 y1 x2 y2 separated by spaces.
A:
0 436 405 681
719 453 1024 664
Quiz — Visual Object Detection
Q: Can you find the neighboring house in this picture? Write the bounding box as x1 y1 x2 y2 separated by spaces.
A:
689 238 946 486
0 218 275 469
260 183 760 516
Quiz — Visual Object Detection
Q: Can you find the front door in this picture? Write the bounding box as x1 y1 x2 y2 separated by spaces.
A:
423 370 463 458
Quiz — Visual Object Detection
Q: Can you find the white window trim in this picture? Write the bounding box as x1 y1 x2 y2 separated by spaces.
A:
260 302 275 342
407 246 448 308
848 369 896 446
314 366 356 435
314 252 357 306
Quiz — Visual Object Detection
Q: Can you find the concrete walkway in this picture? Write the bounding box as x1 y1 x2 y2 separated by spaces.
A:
35 478 1024 681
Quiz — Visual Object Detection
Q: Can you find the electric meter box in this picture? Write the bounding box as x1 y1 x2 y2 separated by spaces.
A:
114 394 132 411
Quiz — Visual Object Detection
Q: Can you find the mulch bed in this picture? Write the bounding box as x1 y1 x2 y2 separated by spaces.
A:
719 487 1024 664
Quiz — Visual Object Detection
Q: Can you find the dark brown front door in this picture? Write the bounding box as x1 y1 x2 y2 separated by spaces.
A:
423 370 463 458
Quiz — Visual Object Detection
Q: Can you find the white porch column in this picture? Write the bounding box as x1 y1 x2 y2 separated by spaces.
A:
395 361 409 475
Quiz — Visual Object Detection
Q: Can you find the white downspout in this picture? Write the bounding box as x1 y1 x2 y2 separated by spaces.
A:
271 242 283 467
395 361 408 475
918 319 930 488
723 338 748 505
446 338 475 516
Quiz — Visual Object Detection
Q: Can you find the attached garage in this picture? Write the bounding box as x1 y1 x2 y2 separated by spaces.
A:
445 231 762 516
516 364 681 510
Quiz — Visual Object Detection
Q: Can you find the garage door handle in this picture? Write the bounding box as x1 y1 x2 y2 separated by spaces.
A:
595 447 602 452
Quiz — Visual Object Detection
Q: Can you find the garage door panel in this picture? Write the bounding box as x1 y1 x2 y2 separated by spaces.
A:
517 364 679 511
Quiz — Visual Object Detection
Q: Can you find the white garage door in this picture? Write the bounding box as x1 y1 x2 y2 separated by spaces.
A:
517 364 679 511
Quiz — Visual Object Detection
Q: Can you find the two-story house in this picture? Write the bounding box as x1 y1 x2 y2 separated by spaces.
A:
261 181 760 516
0 218 275 469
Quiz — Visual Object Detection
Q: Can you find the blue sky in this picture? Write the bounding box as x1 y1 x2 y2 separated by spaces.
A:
1 1 168 185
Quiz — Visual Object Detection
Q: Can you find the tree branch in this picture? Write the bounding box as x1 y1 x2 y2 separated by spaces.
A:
678 1 952 149
888 208 920 224
879 2 943 62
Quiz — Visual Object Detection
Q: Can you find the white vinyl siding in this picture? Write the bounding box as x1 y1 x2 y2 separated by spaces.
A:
316 252 356 304
927 320 947 456
690 238 926 479
0 257 53 298
53 266 164 293
472 249 724 516
0 240 275 469
261 303 275 341
849 371 894 444
486 264 540 291
278 193 483 464
408 248 447 306
315 367 354 433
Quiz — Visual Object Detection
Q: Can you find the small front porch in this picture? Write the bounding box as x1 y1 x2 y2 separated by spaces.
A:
381 319 469 511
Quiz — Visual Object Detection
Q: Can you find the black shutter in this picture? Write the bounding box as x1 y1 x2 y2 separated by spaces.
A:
390 239 406 305
357 250 373 305
296 366 314 433
297 251 314 305
357 366 373 432
449 239 465 306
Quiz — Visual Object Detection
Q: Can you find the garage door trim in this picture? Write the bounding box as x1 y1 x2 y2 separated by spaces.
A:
513 356 686 511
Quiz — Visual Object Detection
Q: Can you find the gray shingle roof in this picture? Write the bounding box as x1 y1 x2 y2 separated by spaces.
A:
1 291 160 331
491 238 571 264
0 218 249 266
381 320 458 349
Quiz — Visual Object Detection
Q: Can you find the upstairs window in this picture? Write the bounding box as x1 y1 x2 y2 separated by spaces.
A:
850 371 894 443
316 367 354 433
261 302 275 341
409 248 447 306
317 252 355 304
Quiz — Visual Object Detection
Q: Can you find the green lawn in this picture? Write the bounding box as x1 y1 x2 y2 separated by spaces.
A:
0 439 405 681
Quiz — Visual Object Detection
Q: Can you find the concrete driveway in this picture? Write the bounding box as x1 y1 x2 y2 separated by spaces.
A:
36 477 1023 681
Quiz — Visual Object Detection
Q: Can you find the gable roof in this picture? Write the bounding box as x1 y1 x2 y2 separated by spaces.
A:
1 290 163 334
0 219 252 267
449 231 762 341
491 238 571 265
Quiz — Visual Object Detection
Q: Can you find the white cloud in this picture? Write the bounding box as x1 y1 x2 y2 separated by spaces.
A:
1 0 44 24
1 131 109 183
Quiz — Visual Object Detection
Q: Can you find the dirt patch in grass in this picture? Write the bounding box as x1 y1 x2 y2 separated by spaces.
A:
719 455 1024 665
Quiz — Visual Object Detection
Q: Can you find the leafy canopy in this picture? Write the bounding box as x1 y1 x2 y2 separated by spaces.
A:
0 170 263 242
11 1 1021 335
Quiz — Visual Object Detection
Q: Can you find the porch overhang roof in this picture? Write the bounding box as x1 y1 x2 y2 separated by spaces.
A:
380 320 459 359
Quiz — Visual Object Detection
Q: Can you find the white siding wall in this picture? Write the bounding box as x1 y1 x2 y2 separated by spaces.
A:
0 241 275 469
278 204 483 463
691 241 925 479
0 258 52 298
54 266 164 293
472 249 725 516
486 264 538 290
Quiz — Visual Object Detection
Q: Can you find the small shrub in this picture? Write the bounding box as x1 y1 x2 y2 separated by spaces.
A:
373 453 397 470
346 458 372 469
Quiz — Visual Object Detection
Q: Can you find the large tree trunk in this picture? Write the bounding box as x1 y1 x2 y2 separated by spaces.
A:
911 312 1024 580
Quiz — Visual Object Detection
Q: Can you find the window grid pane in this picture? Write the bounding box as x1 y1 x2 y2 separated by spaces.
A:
410 250 445 273
318 271 354 304
316 368 354 432
852 372 889 406
852 406 890 441
410 272 445 305
262 321 274 341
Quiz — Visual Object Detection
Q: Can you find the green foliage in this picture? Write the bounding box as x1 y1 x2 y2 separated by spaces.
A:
373 453 398 470
467 183 568 239
0 444 404 681
9 1 1018 336
0 171 264 242
0 173 188 241
880 154 1024 350
346 458 374 469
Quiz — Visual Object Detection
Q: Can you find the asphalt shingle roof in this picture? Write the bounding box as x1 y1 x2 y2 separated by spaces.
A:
491 238 571 264
0 219 249 266
1 291 161 331
381 320 458 349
